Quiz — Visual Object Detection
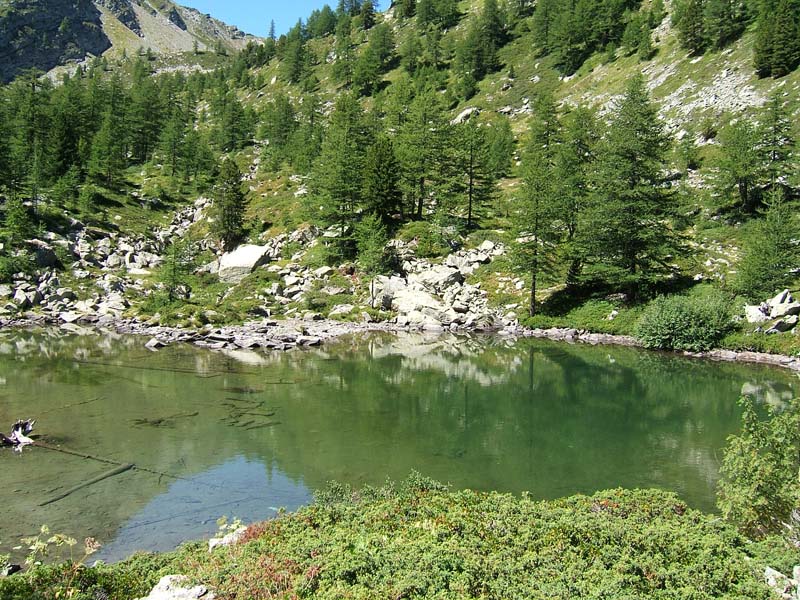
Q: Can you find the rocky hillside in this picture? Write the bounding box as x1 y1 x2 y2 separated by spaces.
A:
0 0 256 82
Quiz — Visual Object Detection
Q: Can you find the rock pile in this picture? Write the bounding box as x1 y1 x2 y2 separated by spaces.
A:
744 289 800 334
374 241 506 331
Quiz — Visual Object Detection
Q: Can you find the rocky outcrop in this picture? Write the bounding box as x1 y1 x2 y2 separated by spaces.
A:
744 289 800 335
95 0 141 35
136 575 214 600
0 0 111 83
217 245 273 284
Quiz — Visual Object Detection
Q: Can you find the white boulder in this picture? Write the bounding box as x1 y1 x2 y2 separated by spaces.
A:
218 245 272 284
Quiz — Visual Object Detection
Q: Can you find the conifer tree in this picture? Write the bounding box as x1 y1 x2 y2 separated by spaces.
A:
734 189 798 299
716 119 762 211
515 94 562 316
770 0 800 77
309 93 370 247
583 75 679 297
360 0 376 29
88 110 126 185
673 0 708 54
362 135 402 223
355 212 390 307
212 159 247 251
759 92 795 187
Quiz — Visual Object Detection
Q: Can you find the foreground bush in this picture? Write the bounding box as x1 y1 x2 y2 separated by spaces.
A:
2 475 778 600
718 397 800 541
635 292 733 351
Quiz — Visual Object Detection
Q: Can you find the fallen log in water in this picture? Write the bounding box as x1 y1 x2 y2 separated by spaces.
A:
39 463 134 507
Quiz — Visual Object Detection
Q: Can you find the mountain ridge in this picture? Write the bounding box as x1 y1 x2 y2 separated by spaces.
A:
0 0 258 82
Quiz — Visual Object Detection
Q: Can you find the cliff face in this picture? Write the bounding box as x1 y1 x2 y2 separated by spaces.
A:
0 0 110 83
0 0 257 83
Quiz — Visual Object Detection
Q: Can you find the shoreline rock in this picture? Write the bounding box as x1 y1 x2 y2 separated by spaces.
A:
1 314 799 372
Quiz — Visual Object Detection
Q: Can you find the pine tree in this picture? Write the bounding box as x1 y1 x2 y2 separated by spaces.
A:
673 0 708 54
3 197 34 246
212 159 247 251
362 135 402 223
395 88 448 218
88 110 126 185
355 212 390 307
515 95 562 316
760 92 795 187
770 0 800 77
309 93 369 248
584 75 679 297
753 3 775 77
554 105 599 285
360 0 376 29
159 106 187 178
448 120 495 230
160 239 195 302
716 119 762 211
734 189 799 299
703 0 746 49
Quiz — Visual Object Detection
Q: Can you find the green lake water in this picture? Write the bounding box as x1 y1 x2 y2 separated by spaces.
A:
0 327 797 563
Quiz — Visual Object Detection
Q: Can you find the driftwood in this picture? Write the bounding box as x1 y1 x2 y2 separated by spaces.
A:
0 419 35 452
39 464 134 507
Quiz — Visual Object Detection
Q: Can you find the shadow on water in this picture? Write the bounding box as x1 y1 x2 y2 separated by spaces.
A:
0 327 797 562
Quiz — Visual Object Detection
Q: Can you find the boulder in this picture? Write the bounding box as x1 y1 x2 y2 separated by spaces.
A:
329 303 354 316
744 304 770 324
208 527 246 552
217 245 272 284
767 315 798 334
408 265 463 294
769 289 792 307
451 107 479 125
771 302 800 319
136 575 214 600
313 266 334 278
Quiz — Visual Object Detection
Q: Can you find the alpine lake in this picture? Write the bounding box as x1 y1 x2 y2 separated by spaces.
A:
0 326 797 563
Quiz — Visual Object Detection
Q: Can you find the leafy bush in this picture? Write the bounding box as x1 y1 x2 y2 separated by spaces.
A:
2 474 780 599
635 292 733 351
0 251 34 284
717 397 800 540
397 221 449 258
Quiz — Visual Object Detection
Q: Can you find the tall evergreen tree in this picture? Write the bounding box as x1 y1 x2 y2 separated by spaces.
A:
309 93 370 246
583 75 679 297
362 135 402 223
212 159 247 251
734 189 799 299
716 119 762 211
770 0 800 77
515 94 562 316
760 92 795 187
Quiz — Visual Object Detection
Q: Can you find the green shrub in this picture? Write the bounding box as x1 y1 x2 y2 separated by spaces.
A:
397 221 448 258
718 397 800 540
635 292 733 351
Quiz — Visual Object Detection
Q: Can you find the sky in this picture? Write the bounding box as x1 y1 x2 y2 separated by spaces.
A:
181 0 386 38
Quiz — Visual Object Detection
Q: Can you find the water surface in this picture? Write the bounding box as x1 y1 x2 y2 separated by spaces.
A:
0 327 796 562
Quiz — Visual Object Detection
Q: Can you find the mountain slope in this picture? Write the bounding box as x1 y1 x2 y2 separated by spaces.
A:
0 0 257 82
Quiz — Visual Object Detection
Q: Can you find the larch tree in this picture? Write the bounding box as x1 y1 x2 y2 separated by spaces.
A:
583 75 679 298
212 159 247 251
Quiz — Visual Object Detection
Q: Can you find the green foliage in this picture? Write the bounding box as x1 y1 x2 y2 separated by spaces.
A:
582 75 680 298
211 159 247 251
7 477 776 599
733 190 799 300
159 239 195 302
635 290 733 351
397 221 449 257
754 0 800 77
2 197 34 244
718 397 800 540
355 213 391 306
